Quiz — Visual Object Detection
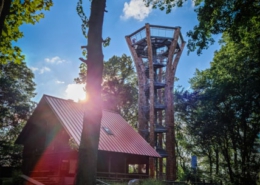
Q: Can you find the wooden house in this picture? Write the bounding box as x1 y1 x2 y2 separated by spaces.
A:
15 95 160 184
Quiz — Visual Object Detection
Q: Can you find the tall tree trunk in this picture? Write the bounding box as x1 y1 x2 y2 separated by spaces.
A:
222 139 234 184
75 0 106 184
158 67 163 179
165 27 185 181
146 23 155 178
208 148 213 181
215 148 219 176
0 0 11 38
125 37 147 139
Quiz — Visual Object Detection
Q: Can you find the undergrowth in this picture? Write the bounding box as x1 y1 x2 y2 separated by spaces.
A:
110 179 164 185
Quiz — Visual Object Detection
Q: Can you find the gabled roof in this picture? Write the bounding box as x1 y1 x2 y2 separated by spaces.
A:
19 95 160 157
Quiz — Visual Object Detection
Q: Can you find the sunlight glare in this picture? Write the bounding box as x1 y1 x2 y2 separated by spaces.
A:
65 84 87 102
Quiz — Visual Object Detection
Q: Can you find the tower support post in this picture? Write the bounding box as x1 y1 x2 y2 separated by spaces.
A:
126 24 185 181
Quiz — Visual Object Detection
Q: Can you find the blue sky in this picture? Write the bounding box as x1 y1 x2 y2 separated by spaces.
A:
17 0 221 102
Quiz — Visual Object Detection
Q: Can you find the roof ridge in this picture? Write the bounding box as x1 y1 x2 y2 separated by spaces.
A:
43 94 121 115
43 94 73 101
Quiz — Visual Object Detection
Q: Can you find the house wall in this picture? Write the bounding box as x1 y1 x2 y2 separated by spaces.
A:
97 151 149 177
21 101 150 183
21 102 77 177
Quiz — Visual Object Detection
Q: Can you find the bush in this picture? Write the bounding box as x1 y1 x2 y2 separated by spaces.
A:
11 170 23 185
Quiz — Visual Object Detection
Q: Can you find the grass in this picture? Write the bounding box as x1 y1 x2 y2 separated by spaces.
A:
1 178 13 185
110 179 165 185
141 179 164 185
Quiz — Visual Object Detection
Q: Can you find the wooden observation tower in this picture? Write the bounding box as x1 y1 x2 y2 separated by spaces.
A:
125 24 185 181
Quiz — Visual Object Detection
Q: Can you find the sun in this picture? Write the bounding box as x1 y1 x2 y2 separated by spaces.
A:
65 84 88 102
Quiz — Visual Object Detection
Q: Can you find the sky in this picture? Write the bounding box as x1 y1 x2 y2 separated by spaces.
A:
17 0 221 102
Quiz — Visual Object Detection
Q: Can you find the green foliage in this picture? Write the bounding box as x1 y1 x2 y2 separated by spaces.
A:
76 0 111 49
0 61 36 131
1 170 23 185
141 179 164 185
175 33 260 184
187 0 260 54
103 37 111 47
145 0 260 55
76 0 88 38
75 54 138 126
11 170 23 185
144 0 187 14
1 179 13 185
68 137 79 151
0 0 53 64
110 179 166 185
0 61 36 166
0 140 23 167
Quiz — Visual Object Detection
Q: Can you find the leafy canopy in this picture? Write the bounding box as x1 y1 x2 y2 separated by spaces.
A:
144 0 260 55
75 54 138 126
0 0 53 64
0 61 36 166
175 33 260 184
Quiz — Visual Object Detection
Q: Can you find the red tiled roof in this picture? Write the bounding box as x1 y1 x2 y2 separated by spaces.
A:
44 95 160 157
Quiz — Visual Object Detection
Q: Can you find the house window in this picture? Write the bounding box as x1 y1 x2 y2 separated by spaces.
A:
102 127 114 135
69 160 77 174
128 164 146 174
60 160 69 172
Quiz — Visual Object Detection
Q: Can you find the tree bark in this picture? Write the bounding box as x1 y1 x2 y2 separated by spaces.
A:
165 28 179 181
158 67 163 179
125 37 147 139
165 28 185 181
0 0 11 38
215 148 219 175
146 23 155 178
74 0 106 184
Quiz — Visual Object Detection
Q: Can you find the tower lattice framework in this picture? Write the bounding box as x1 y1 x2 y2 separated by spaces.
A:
125 23 186 181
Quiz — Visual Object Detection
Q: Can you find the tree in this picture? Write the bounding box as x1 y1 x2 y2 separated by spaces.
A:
175 34 260 184
0 0 53 64
102 55 137 124
145 1 259 183
75 54 138 126
144 0 260 55
0 61 36 166
74 0 106 184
